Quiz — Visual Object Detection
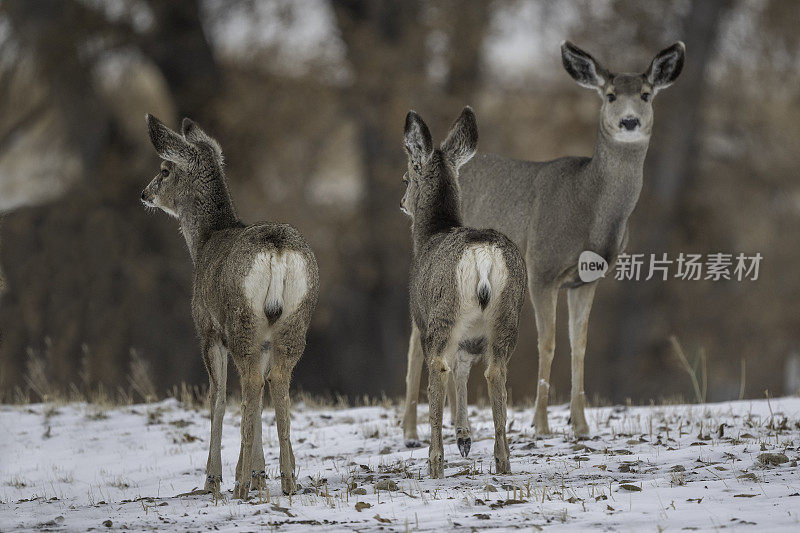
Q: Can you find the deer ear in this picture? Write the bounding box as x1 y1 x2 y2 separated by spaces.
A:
645 42 685 92
561 41 609 92
440 106 478 170
404 111 433 170
146 114 192 163
181 117 223 165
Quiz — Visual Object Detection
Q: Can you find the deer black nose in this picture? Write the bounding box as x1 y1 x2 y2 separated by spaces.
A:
619 117 640 131
141 191 148 201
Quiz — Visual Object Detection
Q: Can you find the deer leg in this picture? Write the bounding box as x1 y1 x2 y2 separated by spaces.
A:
203 350 217 492
204 340 227 496
487 300 519 475
567 283 596 437
268 361 297 495
234 367 262 500
485 355 510 474
250 343 271 491
447 370 458 427
531 284 558 435
233 371 243 494
423 324 453 479
402 323 424 446
250 381 267 491
426 351 449 479
453 351 473 458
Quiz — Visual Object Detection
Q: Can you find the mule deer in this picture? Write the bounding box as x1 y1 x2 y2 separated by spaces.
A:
141 115 319 498
401 107 526 477
403 41 685 440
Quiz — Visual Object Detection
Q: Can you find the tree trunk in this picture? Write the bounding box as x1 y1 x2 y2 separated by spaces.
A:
328 0 428 396
0 0 220 395
142 0 221 122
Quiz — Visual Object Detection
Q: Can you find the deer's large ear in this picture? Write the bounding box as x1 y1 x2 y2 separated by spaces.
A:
404 111 433 170
440 106 478 170
561 41 609 92
146 114 192 163
645 42 685 93
181 118 223 165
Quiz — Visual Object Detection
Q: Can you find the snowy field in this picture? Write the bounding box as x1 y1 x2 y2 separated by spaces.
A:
2 397 799 532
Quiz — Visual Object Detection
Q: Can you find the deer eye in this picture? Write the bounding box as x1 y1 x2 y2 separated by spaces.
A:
641 93 651 102
161 168 169 177
606 93 616 103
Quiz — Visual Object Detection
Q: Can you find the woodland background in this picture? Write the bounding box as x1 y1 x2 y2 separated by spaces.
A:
1 0 798 404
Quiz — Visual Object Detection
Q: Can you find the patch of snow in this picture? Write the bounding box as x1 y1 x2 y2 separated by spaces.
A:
2 397 799 531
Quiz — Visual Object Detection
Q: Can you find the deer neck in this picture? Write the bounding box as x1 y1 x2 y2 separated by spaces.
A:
412 176 462 253
586 126 649 224
179 171 240 263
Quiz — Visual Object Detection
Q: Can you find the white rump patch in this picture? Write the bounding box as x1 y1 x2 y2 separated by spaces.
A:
455 244 508 313
447 244 509 357
242 250 308 324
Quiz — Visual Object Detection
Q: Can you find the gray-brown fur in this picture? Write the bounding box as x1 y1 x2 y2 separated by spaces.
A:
142 115 319 498
400 107 526 477
454 42 685 437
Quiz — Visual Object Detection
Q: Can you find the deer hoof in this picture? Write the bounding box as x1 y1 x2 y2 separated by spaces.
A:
428 453 444 478
251 470 267 491
495 456 511 474
280 473 297 495
457 437 471 458
204 474 222 496
233 480 251 500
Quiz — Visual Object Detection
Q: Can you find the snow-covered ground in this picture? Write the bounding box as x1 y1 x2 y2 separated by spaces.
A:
1 396 799 531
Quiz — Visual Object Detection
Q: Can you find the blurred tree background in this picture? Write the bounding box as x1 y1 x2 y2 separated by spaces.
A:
1 0 798 404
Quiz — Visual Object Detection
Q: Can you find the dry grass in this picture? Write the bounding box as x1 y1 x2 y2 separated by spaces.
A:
5 344 168 408
670 336 707 404
24 346 54 403
4 345 385 409
128 349 157 403
2 337 772 411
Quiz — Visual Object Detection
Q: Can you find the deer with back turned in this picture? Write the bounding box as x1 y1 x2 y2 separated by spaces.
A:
402 41 685 440
141 115 319 498
401 107 526 477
